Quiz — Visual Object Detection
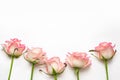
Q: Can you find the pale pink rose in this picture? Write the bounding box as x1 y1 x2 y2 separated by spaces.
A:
2 38 25 57
45 57 67 75
95 42 116 60
24 48 46 64
66 52 91 68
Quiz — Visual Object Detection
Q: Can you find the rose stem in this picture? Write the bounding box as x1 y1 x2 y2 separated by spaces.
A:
30 63 35 80
8 56 14 80
104 60 109 80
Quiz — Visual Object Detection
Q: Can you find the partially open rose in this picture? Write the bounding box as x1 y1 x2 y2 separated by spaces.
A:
24 47 47 80
89 42 116 80
66 52 91 80
24 47 46 64
94 42 116 60
2 38 26 80
45 57 67 75
2 38 25 57
66 52 91 68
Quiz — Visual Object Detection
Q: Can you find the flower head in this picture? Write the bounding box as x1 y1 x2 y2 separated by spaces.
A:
94 42 116 60
45 57 67 75
66 52 91 69
24 47 46 64
2 38 25 57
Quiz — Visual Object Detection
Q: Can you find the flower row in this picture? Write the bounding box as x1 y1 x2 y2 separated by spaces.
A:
2 38 116 80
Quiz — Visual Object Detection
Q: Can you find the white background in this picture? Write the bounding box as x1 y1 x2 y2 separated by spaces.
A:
0 0 120 80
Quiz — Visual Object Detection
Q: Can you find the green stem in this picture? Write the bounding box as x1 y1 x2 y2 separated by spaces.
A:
75 68 80 80
30 63 35 80
53 74 57 80
104 60 109 80
8 56 14 80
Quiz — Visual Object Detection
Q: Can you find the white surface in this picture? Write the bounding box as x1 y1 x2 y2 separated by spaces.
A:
0 0 120 80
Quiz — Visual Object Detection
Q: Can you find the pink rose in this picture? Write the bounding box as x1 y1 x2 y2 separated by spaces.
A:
66 52 91 80
45 57 67 75
24 48 47 80
89 42 117 80
66 52 91 68
95 42 116 60
24 48 46 64
2 38 25 57
2 38 26 80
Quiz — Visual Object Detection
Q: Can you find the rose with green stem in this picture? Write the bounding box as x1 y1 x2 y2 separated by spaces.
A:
89 42 116 80
24 47 46 80
2 38 25 80
66 52 91 80
44 57 67 80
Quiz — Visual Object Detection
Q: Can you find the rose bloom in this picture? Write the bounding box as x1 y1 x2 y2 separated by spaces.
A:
66 52 91 68
45 57 67 75
95 42 116 60
2 38 25 57
24 48 46 64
